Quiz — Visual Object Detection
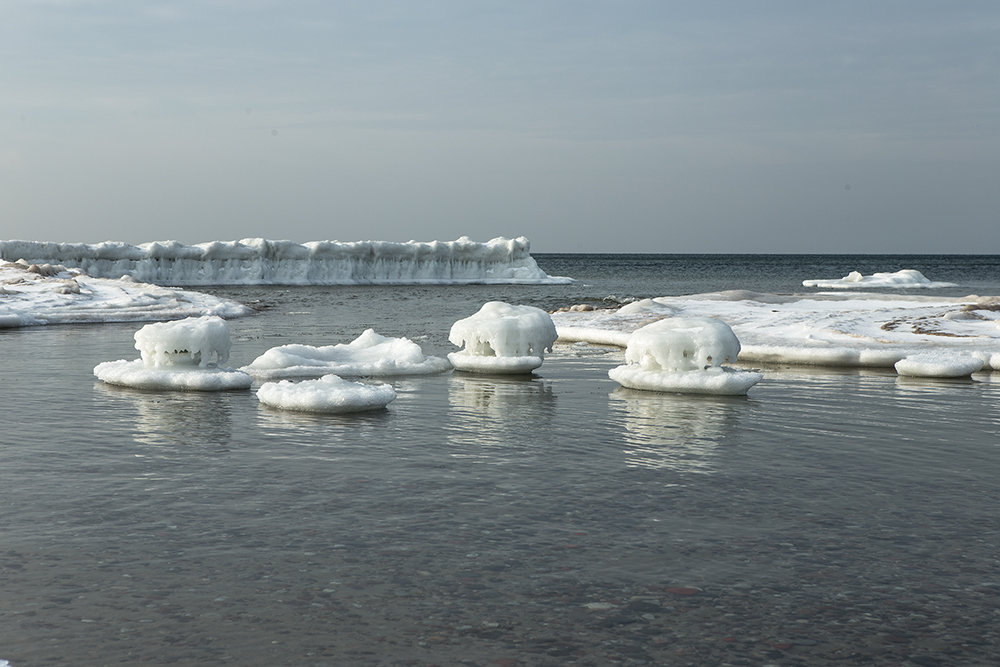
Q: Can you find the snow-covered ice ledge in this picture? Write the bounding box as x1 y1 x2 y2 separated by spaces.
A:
0 259 250 328
0 236 571 286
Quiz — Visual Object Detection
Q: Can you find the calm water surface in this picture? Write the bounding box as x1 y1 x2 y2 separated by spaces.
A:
2 255 1000 665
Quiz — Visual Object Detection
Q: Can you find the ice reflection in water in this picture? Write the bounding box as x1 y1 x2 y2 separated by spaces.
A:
607 388 750 472
446 373 556 458
93 382 234 448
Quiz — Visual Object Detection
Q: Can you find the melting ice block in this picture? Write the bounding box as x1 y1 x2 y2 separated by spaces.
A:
242 328 451 379
608 317 762 395
94 316 252 391
256 374 396 413
894 352 985 378
447 301 558 374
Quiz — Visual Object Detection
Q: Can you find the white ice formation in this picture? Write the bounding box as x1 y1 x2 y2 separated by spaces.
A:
803 269 957 289
552 291 1000 371
608 317 763 395
448 301 559 374
894 352 985 378
94 316 252 391
256 374 396 413
0 259 250 328
242 328 451 379
0 236 570 286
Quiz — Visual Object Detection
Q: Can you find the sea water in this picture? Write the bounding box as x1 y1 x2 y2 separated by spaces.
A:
2 254 999 665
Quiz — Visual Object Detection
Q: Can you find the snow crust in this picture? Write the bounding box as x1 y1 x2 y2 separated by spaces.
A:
0 236 569 286
608 317 762 395
256 374 396 413
94 316 252 391
243 328 451 379
553 291 1000 371
448 301 558 374
894 352 984 378
803 269 957 289
0 259 250 328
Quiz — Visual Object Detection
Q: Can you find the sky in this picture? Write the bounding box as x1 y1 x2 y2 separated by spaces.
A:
2 1 998 253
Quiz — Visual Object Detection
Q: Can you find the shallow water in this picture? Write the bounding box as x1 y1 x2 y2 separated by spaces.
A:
3 258 1000 665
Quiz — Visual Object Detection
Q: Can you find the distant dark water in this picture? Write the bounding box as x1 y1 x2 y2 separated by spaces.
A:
533 253 1000 299
2 254 999 665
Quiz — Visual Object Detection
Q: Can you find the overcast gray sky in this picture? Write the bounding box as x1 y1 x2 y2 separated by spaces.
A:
2 1 998 252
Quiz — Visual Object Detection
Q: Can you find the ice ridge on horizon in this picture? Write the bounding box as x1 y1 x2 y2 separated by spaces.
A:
0 236 571 286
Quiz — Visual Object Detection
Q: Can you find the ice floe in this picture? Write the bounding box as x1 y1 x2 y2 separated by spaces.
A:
553 291 1000 371
0 258 249 328
242 328 451 379
256 374 396 413
0 236 570 286
802 269 957 289
94 316 252 391
448 301 559 374
894 352 985 378
608 317 762 395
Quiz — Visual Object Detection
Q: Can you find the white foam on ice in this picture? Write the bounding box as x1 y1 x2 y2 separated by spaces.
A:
256 374 396 413
894 352 985 378
242 328 451 379
0 236 571 286
0 259 250 328
448 301 558 374
94 316 252 391
802 269 957 289
607 317 762 395
553 290 1000 370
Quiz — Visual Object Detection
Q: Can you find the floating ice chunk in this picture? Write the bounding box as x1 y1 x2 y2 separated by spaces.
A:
448 301 558 374
94 316 251 391
803 269 956 289
894 352 985 378
256 374 396 413
242 328 451 379
608 317 762 395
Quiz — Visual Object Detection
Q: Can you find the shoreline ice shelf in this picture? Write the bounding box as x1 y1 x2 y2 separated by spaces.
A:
554 290 1000 375
0 236 570 286
0 258 250 328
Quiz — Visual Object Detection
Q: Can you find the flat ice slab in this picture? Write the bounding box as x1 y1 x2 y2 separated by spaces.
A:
609 365 763 395
447 352 544 374
0 259 250 328
894 352 985 378
803 269 956 289
94 360 253 391
256 374 396 413
0 236 571 286
243 329 451 379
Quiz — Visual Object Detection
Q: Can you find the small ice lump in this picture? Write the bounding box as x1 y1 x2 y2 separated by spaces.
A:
94 316 252 391
608 317 762 395
256 374 396 413
448 301 558 374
